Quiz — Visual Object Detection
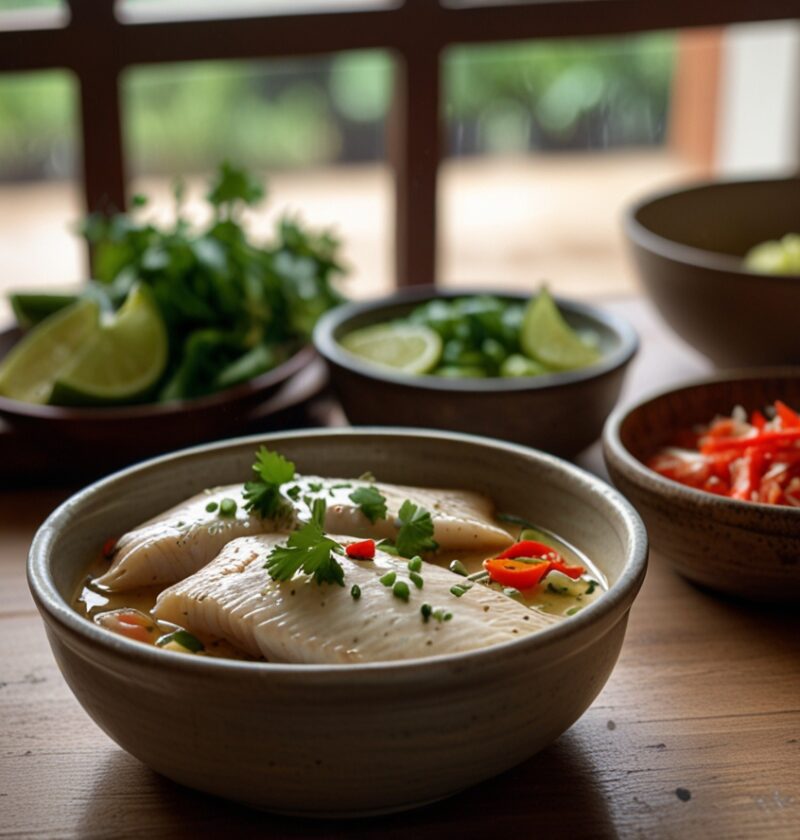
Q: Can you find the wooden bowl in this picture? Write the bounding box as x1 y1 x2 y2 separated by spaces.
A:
313 288 638 458
625 176 800 367
28 428 647 817
603 370 800 601
0 326 315 477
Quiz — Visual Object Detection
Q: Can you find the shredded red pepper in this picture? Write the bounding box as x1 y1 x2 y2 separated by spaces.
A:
101 537 117 559
345 539 376 560
648 400 800 506
483 539 585 589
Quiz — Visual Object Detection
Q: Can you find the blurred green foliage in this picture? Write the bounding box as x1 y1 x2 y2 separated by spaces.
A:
0 27 674 181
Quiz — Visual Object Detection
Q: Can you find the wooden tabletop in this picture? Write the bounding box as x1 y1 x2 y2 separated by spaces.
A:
1 299 798 840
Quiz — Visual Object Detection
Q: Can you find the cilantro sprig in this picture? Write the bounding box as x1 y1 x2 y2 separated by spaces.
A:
243 447 295 519
265 499 345 586
349 485 388 523
395 500 438 558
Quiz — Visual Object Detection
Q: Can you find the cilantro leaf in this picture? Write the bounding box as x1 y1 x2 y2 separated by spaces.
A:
395 500 438 558
265 518 345 587
349 485 388 524
242 447 295 518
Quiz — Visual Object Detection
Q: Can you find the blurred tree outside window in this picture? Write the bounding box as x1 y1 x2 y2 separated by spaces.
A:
0 25 682 317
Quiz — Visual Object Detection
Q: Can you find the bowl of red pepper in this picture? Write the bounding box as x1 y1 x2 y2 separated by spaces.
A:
603 370 800 601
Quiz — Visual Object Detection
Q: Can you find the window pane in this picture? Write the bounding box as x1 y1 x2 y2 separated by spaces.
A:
0 0 67 30
441 33 686 297
124 54 394 299
0 71 82 325
117 0 397 24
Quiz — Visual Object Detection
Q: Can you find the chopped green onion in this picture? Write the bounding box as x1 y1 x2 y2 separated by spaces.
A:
409 571 424 589
350 584 361 600
219 497 238 517
420 603 432 622
377 539 400 556
156 630 204 652
503 586 522 599
448 559 468 577
467 570 490 582
393 581 410 601
586 579 598 595
566 606 581 616
408 555 423 572
205 501 218 513
450 583 472 598
379 571 397 587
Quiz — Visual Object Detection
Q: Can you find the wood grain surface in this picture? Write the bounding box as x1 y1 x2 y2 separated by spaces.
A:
1 299 798 839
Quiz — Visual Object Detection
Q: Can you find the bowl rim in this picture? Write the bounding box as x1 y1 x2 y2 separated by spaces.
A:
603 367 800 519
624 174 800 280
29 426 648 680
0 335 314 421
312 286 638 393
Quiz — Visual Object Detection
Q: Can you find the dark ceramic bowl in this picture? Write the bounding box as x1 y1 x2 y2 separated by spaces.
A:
0 326 315 477
626 176 800 367
313 287 638 457
603 369 800 602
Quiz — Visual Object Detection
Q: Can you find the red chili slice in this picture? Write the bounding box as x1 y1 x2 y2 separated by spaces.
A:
345 539 376 560
485 539 585 588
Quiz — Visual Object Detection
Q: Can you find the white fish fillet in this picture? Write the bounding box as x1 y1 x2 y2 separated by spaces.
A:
153 535 558 664
96 477 512 592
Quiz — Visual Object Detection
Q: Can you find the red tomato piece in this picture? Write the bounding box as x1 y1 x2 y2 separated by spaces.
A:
345 539 376 560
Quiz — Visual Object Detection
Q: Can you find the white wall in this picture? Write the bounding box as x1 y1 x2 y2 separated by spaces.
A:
716 20 800 176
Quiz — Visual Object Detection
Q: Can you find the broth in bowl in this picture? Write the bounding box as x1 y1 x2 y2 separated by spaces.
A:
73 448 606 664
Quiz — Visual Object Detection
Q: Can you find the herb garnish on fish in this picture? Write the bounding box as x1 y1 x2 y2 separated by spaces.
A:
396 500 438 557
243 447 296 518
348 486 388 523
264 501 346 586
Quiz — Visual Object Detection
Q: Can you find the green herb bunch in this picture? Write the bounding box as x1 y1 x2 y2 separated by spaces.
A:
81 162 344 401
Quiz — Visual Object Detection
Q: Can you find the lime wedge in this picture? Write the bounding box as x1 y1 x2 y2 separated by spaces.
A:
0 297 101 404
520 288 601 371
10 292 80 329
341 323 442 375
49 284 168 406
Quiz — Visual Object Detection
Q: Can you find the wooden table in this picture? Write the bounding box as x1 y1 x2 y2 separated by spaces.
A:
1 299 798 839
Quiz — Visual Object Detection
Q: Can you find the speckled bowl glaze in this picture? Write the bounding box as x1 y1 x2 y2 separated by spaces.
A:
29 429 647 817
603 371 800 602
313 287 638 458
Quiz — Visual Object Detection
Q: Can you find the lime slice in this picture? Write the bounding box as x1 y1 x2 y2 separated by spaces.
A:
341 323 442 375
49 284 168 406
520 288 601 371
0 297 100 404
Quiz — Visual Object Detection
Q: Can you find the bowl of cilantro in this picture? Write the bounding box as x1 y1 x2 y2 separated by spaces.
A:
0 164 343 479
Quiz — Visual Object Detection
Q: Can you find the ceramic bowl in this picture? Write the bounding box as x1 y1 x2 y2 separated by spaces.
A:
313 287 638 458
626 176 800 366
603 370 800 602
0 326 315 477
29 428 647 817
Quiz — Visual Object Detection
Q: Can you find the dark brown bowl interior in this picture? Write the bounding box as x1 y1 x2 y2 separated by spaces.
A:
618 370 800 464
314 286 638 457
626 177 800 366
